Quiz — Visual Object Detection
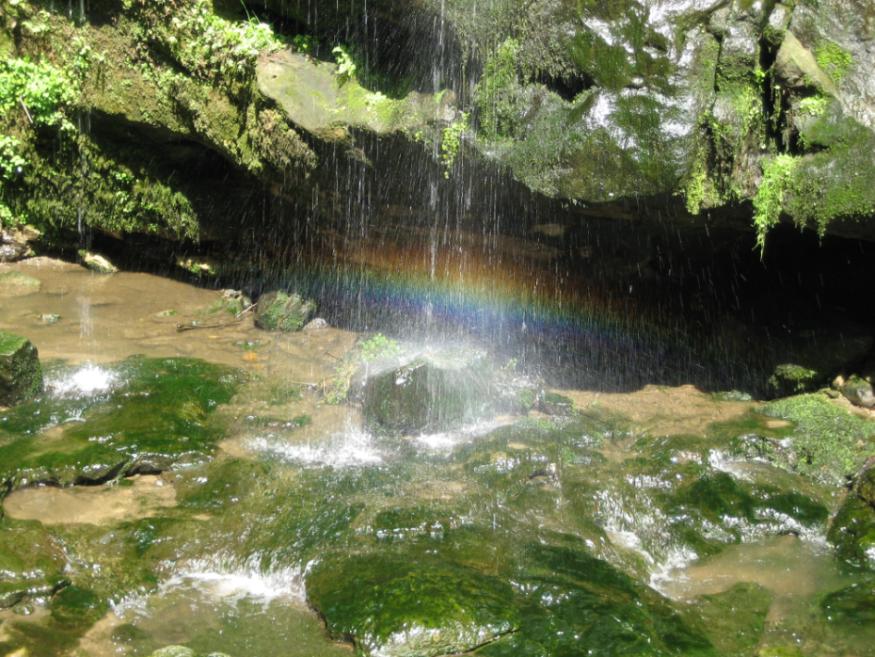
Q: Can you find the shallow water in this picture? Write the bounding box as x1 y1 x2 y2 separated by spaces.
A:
1 259 873 657
3 476 175 525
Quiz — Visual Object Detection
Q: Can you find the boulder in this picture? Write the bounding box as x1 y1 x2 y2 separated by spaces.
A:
303 317 329 331
79 250 119 274
356 349 540 434
253 290 316 331
306 550 519 657
841 376 875 409
0 331 43 406
828 463 875 570
0 228 35 262
767 363 819 397
358 349 496 434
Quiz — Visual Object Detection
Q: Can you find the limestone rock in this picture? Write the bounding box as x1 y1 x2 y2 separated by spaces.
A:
0 331 43 406
841 376 875 409
254 290 316 331
79 250 118 274
303 317 329 331
359 350 495 434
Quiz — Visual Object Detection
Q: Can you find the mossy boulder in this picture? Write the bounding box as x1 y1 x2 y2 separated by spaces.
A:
307 550 519 657
0 331 43 406
756 393 875 484
0 357 238 487
768 363 820 397
253 290 316 332
841 375 875 409
78 250 119 274
359 349 497 434
0 520 68 608
828 464 875 569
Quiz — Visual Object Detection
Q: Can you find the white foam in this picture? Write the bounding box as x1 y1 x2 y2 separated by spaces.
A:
48 364 116 398
413 418 510 452
247 422 384 468
164 554 305 605
112 554 306 617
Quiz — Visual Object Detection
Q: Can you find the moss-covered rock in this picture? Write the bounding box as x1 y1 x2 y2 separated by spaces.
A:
359 349 495 434
78 250 118 274
694 584 773 657
828 464 875 569
253 290 316 332
0 520 67 609
768 363 820 397
307 549 519 657
0 357 239 487
841 375 875 409
757 393 875 484
0 330 42 406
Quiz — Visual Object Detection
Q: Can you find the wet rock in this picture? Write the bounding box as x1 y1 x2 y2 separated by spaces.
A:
253 290 316 331
217 289 252 315
303 317 329 331
0 270 41 297
820 580 875 626
79 250 119 274
0 523 67 609
758 393 875 484
828 463 875 569
0 228 36 262
538 391 574 416
841 375 875 409
0 357 238 488
307 550 519 657
0 330 43 406
358 349 496 434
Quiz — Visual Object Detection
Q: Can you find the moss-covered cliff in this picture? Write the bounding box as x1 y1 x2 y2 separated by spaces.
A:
2 0 875 256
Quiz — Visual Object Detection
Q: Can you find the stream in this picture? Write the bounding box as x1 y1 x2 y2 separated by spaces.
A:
1 257 874 657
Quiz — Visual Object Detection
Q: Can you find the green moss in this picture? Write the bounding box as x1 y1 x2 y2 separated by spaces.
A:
253 291 316 332
762 393 875 483
474 38 523 141
324 334 401 404
820 580 875 626
0 519 67 608
307 549 519 657
768 363 819 397
828 494 875 569
753 154 799 255
0 329 42 406
815 40 853 83
695 584 772 657
0 357 239 486
440 113 468 178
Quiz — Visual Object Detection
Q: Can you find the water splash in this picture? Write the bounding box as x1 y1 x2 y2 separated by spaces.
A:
247 421 384 468
413 418 512 452
165 554 306 605
47 363 116 398
114 553 306 614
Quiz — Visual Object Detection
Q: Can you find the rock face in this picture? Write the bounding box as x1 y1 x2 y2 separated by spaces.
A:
253 291 316 332
0 331 43 406
4 0 875 258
